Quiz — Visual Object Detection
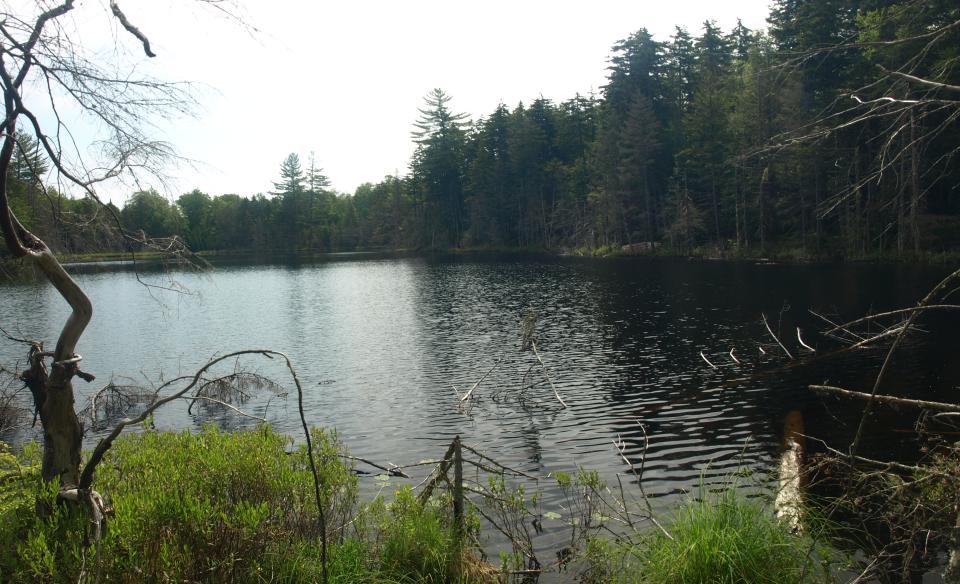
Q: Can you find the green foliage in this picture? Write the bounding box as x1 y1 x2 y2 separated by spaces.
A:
376 487 463 582
0 427 480 584
121 189 183 239
273 153 305 196
11 1 959 260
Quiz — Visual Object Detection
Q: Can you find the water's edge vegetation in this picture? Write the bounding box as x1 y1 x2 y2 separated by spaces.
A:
0 425 841 583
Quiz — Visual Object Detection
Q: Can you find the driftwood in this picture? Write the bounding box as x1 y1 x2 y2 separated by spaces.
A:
811 384 960 412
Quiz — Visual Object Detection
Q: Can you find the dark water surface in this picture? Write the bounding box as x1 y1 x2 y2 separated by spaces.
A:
2 254 957 563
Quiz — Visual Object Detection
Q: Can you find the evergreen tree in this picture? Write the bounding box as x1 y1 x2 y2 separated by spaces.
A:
665 27 696 118
679 21 734 248
306 151 331 193
272 153 305 196
465 104 515 246
617 95 662 242
9 131 48 186
410 88 469 247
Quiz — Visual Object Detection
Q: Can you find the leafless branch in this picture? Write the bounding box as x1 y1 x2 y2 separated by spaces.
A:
811 384 960 413
762 312 794 359
108 1 155 57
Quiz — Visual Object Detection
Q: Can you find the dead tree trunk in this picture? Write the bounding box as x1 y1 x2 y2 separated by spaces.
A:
2 133 91 491
0 0 171 493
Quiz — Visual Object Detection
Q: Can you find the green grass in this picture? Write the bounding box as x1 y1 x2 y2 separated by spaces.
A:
2 426 849 583
582 482 839 584
0 425 487 583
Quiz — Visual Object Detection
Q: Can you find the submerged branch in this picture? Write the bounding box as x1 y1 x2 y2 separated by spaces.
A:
762 312 794 360
811 384 960 413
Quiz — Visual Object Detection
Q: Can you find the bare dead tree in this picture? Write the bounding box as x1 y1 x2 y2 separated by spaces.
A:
762 10 959 253
0 0 237 504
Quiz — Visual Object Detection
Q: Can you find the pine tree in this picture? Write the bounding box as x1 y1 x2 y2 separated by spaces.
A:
410 89 469 247
306 151 331 193
617 95 662 242
9 131 48 186
272 153 305 196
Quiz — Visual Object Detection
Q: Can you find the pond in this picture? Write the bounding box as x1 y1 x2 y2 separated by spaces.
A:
2 253 957 565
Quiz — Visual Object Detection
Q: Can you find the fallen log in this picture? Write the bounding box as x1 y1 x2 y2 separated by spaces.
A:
810 385 960 412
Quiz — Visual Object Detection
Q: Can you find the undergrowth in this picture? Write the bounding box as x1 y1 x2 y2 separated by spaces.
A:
0 424 484 583
1 425 850 583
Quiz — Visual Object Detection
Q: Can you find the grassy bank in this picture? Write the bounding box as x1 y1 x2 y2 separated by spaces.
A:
0 426 489 583
0 426 842 583
580 482 839 584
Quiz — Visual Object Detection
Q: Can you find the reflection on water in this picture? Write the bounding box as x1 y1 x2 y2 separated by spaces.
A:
2 255 957 556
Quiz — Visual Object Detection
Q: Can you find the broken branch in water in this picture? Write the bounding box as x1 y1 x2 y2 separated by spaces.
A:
809 309 866 343
459 357 501 404
460 442 541 480
530 340 568 409
796 327 815 352
762 312 794 359
177 395 266 422
811 384 960 412
700 350 718 369
843 325 907 350
826 304 960 336
339 454 411 478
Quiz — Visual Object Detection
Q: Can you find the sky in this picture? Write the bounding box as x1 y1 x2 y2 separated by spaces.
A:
33 0 774 203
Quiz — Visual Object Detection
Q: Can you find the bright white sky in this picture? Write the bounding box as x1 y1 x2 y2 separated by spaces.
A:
40 0 774 203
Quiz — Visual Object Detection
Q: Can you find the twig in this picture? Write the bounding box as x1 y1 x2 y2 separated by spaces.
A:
0 324 34 346
796 327 815 352
826 304 960 335
460 358 500 403
728 348 741 364
700 350 718 369
177 395 267 422
805 435 925 474
809 309 866 342
109 1 156 57
418 439 459 504
843 325 906 350
460 442 541 480
612 424 673 541
762 312 794 359
530 340 568 408
339 454 410 478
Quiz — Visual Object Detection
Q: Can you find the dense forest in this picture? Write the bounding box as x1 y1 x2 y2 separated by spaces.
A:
6 0 960 259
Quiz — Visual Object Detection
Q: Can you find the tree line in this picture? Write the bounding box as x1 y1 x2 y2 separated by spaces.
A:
7 0 959 259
